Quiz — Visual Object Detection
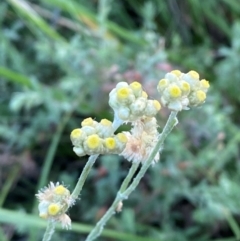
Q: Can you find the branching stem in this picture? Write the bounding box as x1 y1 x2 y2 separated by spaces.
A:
85 111 178 241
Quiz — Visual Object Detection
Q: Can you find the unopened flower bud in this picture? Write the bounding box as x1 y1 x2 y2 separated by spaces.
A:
171 70 182 77
200 79 210 90
97 119 114 137
144 100 161 117
84 134 103 154
70 129 86 146
168 84 182 98
157 78 169 92
104 137 116 151
73 146 86 157
81 126 96 136
130 97 147 115
81 117 95 127
116 82 129 89
129 81 142 97
188 70 199 80
54 185 69 196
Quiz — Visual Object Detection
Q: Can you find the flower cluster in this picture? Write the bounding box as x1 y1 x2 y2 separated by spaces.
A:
120 116 159 164
109 81 161 122
36 69 210 239
157 70 210 111
36 182 72 229
70 118 128 157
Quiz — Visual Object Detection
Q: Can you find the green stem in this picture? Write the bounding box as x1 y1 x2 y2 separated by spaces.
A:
0 164 20 207
224 209 240 240
123 111 178 197
70 154 98 201
85 111 178 241
42 220 56 241
119 162 139 193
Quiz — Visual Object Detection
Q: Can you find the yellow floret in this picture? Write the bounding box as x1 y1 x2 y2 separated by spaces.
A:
117 87 131 100
100 119 112 126
81 117 94 127
169 85 182 98
196 90 206 102
188 70 199 79
86 134 101 149
54 185 67 195
130 81 142 90
48 203 60 216
153 100 161 111
104 137 116 150
158 79 168 87
181 81 190 92
171 70 182 77
117 133 128 143
142 91 148 98
200 79 210 88
71 129 82 139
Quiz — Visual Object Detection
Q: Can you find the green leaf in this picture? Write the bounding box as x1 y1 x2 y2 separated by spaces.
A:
0 208 160 241
40 0 145 45
0 66 33 88
8 0 65 42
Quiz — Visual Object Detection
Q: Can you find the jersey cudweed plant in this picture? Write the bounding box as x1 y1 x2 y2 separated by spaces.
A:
36 70 210 241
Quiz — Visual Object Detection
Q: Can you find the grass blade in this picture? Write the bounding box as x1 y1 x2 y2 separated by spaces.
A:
0 208 160 241
8 0 65 42
40 0 145 45
0 66 33 88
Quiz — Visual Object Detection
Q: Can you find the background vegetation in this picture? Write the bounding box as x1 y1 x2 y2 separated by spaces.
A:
0 0 240 241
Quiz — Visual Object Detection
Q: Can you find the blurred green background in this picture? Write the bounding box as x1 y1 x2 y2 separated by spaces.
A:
0 0 240 241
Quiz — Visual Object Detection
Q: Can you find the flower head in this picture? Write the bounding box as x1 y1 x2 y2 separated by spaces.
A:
157 70 210 111
70 117 127 157
36 182 72 229
120 117 159 164
109 81 161 122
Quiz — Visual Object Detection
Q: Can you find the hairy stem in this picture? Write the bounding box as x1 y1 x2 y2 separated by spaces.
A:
70 154 98 201
123 111 178 197
119 162 139 193
42 220 56 241
85 111 178 241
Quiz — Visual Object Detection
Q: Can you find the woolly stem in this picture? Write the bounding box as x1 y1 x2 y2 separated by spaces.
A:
119 162 139 193
70 154 98 201
42 220 56 241
85 111 178 241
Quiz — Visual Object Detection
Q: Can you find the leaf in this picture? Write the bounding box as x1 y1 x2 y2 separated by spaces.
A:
0 66 33 88
8 0 65 42
0 208 160 241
